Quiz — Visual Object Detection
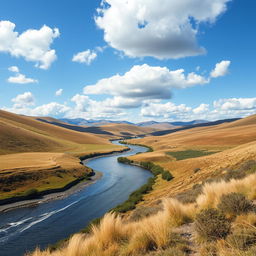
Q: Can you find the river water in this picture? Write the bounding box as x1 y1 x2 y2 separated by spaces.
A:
0 141 152 256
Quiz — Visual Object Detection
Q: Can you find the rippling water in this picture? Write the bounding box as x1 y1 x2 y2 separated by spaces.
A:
0 141 152 256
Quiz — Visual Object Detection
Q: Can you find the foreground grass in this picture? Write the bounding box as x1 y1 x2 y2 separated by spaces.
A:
28 160 256 256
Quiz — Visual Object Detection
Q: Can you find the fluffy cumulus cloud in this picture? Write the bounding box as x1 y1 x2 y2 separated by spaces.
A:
7 65 38 84
0 21 60 69
95 0 231 59
193 103 209 114
68 94 125 119
55 89 63 96
8 74 38 84
141 102 192 119
72 50 97 65
141 97 256 121
211 60 231 78
84 64 209 102
214 98 256 111
11 92 35 108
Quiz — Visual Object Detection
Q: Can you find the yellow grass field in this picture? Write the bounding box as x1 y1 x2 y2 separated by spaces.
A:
128 115 256 208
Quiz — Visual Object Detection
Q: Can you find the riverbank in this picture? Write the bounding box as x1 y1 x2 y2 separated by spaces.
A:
0 171 102 213
0 147 130 213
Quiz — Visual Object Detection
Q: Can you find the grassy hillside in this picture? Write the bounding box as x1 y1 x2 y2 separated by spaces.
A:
34 116 157 139
99 123 157 138
0 110 115 155
0 110 124 201
28 114 256 256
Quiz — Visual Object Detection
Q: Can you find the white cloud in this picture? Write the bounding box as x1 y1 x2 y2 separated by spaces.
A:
214 98 256 111
11 92 35 108
8 73 38 84
8 66 19 73
211 60 231 78
95 0 231 59
84 64 209 102
193 103 209 114
55 88 63 96
0 20 60 69
141 102 192 119
72 50 97 65
141 97 256 121
66 94 125 119
29 102 70 116
7 65 38 84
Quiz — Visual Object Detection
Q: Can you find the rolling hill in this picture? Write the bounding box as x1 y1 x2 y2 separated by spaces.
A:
0 110 116 155
0 110 125 202
33 116 157 139
128 114 256 206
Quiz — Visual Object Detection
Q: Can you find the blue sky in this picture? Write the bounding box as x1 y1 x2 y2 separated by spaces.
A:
0 0 255 122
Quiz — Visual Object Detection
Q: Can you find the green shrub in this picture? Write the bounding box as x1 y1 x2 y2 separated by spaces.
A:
162 171 173 181
23 188 39 198
217 193 254 217
112 176 156 213
195 208 231 241
117 157 133 164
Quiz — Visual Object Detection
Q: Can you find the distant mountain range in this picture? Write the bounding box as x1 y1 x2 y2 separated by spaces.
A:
59 118 209 127
137 120 208 127
60 118 133 126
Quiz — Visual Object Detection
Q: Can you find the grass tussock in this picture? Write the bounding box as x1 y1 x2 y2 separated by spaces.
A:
196 173 256 210
28 198 193 256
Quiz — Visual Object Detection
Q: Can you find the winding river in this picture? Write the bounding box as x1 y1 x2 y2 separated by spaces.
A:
0 141 152 256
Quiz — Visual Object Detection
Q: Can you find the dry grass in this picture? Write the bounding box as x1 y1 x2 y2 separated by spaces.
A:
27 167 256 256
196 173 256 210
27 198 193 256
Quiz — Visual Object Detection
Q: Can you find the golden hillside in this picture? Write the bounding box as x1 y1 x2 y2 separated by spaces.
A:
0 110 115 155
99 123 157 138
128 114 256 206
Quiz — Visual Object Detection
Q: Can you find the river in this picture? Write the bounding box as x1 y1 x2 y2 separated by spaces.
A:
0 141 152 256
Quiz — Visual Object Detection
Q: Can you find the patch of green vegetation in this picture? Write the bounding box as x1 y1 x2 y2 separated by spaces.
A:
139 161 174 181
117 157 133 164
22 188 39 199
112 177 156 213
119 140 153 152
118 157 174 182
166 149 217 161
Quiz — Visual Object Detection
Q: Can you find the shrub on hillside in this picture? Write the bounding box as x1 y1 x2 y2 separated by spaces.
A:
162 171 173 181
217 193 254 217
23 188 39 199
195 208 231 241
176 184 203 204
117 157 133 164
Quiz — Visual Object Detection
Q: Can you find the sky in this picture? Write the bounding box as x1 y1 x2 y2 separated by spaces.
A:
0 0 255 122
